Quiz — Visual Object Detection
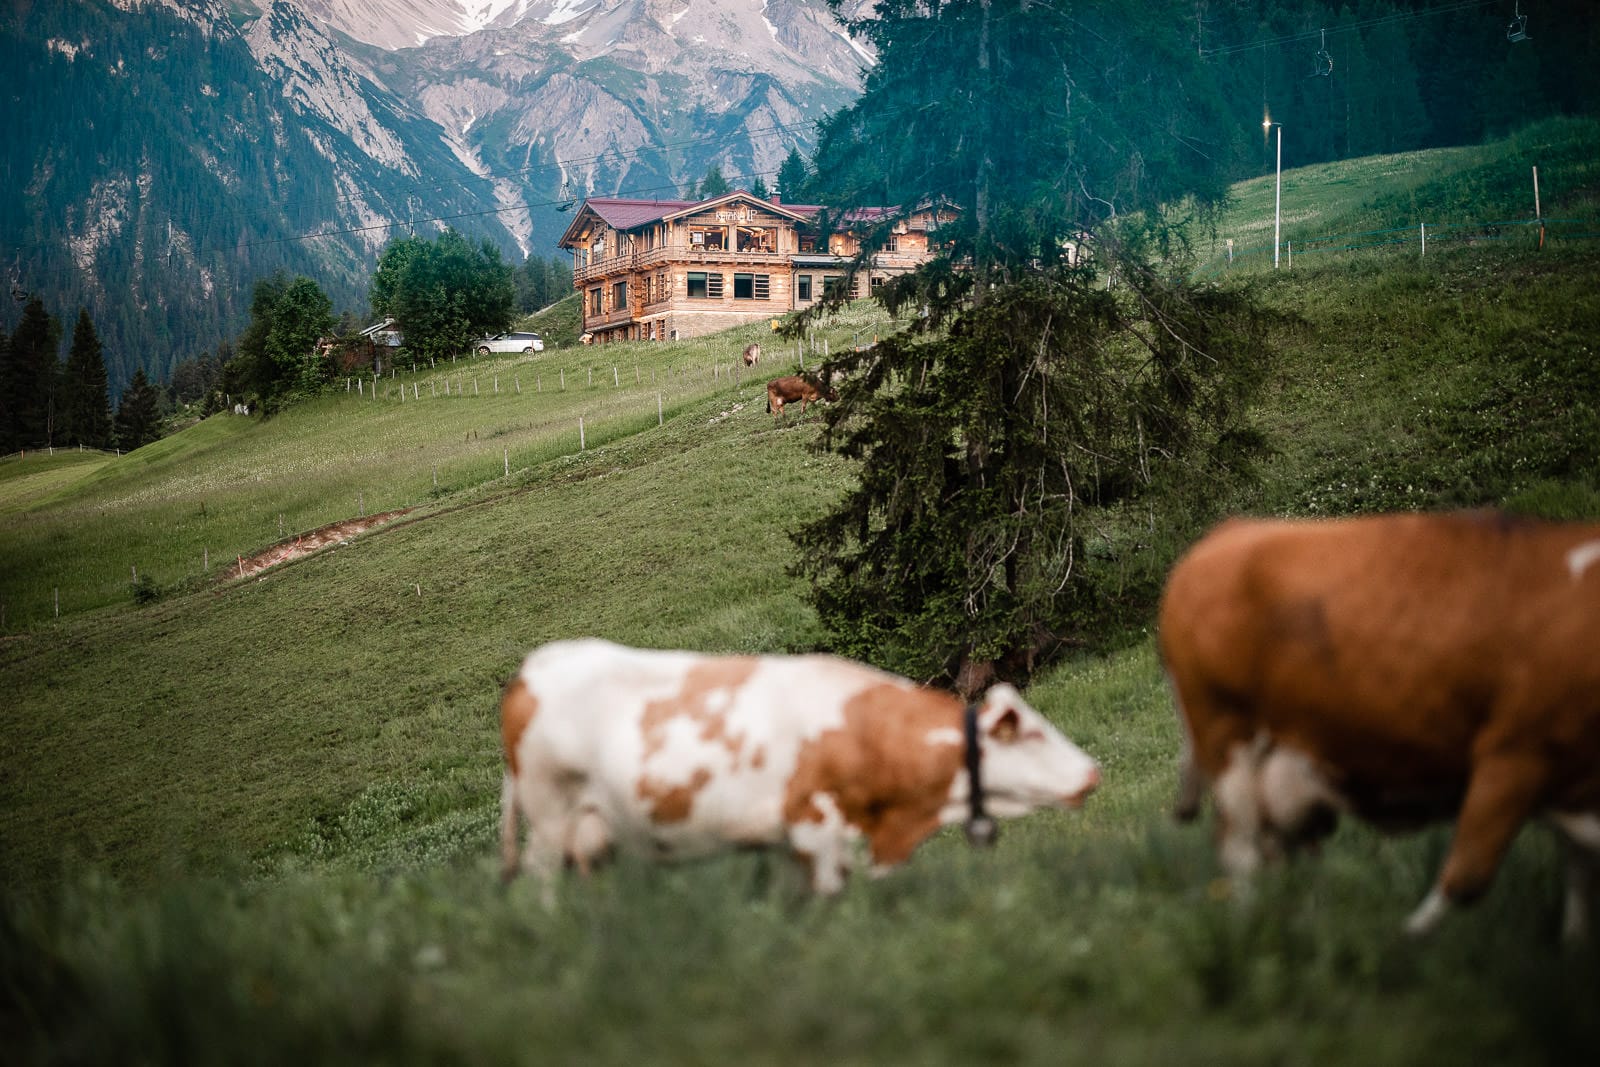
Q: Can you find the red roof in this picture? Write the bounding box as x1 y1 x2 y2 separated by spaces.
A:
585 198 700 231
557 191 939 249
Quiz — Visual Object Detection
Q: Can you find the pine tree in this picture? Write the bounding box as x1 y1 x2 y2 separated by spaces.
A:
750 176 771 200
1 296 63 450
695 164 731 200
60 308 114 449
792 0 1273 692
776 147 810 202
114 369 162 451
0 325 10 453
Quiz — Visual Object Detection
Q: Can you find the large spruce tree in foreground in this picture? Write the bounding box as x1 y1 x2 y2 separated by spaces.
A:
794 0 1275 691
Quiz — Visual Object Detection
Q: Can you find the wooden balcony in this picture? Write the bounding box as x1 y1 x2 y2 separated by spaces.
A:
574 245 787 284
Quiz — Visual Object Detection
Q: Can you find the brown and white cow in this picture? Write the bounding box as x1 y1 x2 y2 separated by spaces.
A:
1159 511 1600 939
500 638 1100 899
742 342 762 367
766 373 836 421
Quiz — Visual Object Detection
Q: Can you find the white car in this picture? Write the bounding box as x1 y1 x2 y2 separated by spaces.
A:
476 331 544 355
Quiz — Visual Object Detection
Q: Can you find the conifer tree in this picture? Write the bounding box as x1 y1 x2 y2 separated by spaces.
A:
0 325 10 453
60 308 114 449
1 296 62 450
695 165 731 200
776 147 810 201
750 176 771 200
114 369 162 451
792 0 1274 692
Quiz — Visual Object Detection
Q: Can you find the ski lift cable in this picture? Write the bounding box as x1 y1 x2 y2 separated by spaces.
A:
1201 0 1495 59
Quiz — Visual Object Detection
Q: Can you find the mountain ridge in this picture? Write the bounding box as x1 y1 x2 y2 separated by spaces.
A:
3 0 870 396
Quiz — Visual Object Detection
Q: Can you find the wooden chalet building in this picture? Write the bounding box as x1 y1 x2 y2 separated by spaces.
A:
557 192 956 343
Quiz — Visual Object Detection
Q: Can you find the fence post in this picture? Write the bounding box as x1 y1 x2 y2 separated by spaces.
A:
580 417 586 450
504 448 509 476
1421 222 1427 257
1533 165 1544 248
658 393 663 426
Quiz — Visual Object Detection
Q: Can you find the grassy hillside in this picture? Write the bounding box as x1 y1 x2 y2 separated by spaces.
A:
4 122 1600 1063
1198 115 1600 273
521 291 583 348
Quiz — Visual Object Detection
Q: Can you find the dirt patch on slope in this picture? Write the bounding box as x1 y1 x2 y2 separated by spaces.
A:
228 509 413 580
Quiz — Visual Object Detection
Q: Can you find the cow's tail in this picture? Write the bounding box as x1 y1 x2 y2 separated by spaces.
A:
499 773 520 882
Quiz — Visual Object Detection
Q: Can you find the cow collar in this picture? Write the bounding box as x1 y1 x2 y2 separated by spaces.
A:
963 702 998 847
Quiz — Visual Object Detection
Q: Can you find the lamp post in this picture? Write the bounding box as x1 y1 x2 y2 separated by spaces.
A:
1264 119 1283 269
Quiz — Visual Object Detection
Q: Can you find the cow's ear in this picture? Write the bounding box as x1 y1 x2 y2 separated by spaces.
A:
989 707 1021 744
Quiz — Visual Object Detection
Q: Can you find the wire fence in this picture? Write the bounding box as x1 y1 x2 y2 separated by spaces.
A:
1197 215 1600 277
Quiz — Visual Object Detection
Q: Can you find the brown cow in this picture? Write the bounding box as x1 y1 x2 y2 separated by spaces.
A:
766 372 837 421
742 342 762 367
1159 511 1600 939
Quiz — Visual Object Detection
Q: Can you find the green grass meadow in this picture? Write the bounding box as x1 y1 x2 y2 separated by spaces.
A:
5 123 1600 1063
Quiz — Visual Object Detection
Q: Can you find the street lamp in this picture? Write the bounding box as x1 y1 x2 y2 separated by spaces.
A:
1264 118 1283 269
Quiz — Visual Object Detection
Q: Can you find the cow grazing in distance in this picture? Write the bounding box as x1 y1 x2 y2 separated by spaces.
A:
500 638 1100 900
1159 511 1600 940
742 342 762 367
766 372 837 421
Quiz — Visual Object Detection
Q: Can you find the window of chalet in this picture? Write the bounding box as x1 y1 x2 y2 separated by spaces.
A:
733 273 770 300
797 233 819 253
588 287 602 316
822 275 846 297
736 226 776 253
796 274 812 302
870 276 884 293
612 280 627 307
688 225 726 251
687 271 724 299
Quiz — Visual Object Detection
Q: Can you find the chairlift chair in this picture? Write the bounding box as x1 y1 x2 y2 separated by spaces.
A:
1312 28 1333 77
1507 2 1530 43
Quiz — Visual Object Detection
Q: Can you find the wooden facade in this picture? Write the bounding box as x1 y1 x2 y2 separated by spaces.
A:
557 192 955 344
